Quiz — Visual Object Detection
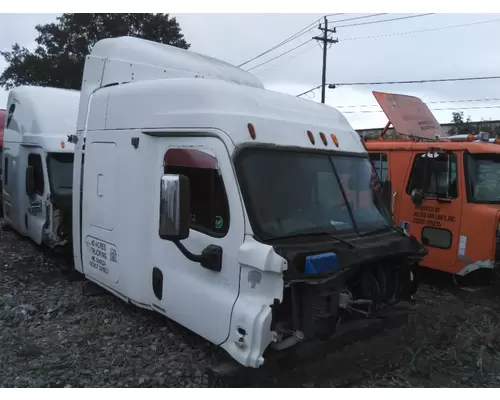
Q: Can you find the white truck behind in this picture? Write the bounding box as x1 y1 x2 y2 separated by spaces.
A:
71 36 425 372
2 86 79 249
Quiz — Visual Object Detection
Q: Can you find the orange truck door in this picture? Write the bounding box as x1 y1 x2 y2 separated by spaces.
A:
397 150 463 271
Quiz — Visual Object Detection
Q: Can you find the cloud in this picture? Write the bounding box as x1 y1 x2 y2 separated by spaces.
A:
1 13 500 129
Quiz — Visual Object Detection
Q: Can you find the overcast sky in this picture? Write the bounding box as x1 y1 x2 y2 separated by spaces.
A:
1 12 500 129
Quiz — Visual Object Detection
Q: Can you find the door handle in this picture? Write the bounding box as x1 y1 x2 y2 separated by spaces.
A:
391 191 398 214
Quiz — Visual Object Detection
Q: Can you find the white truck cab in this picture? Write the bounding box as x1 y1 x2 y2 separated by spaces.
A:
2 86 79 248
72 37 425 369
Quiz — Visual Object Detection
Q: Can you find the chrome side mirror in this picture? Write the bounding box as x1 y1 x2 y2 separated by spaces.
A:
410 188 423 206
159 174 190 241
400 221 410 235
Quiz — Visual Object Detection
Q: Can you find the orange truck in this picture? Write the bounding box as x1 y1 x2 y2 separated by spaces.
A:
363 91 500 277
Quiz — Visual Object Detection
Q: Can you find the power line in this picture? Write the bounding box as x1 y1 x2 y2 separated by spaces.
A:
334 97 500 109
254 17 500 76
247 39 313 72
247 16 350 74
336 13 435 29
342 17 500 42
239 13 389 69
237 17 325 68
253 30 334 75
254 41 318 75
342 105 500 114
321 13 389 25
297 84 323 98
297 76 500 98
328 76 500 87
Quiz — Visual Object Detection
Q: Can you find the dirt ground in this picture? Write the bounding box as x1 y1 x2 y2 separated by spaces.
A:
2 218 500 387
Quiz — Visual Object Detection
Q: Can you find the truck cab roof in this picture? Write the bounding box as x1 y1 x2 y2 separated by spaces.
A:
87 75 364 153
4 86 79 153
80 36 365 154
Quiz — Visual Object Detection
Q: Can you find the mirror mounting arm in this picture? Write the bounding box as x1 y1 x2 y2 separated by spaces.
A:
173 241 223 272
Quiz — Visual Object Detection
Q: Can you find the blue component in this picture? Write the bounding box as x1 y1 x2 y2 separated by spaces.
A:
304 252 341 275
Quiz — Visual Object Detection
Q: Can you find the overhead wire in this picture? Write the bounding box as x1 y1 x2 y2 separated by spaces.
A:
342 105 500 114
342 17 500 42
254 42 319 75
334 97 500 109
297 76 500 97
236 15 336 67
319 13 389 25
328 76 500 87
247 39 314 72
240 13 394 70
246 13 495 93
250 13 438 75
335 13 435 29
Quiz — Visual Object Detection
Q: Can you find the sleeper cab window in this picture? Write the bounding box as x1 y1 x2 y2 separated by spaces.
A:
163 148 230 237
406 152 458 199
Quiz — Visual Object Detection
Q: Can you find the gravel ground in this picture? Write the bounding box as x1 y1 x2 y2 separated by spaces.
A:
2 217 500 388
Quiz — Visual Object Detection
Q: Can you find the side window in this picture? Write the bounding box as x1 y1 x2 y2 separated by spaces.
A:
421 227 452 249
28 153 45 196
6 103 15 129
369 153 388 182
164 148 230 237
407 152 458 199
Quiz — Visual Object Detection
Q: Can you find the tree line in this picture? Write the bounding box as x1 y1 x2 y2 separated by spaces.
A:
0 13 190 90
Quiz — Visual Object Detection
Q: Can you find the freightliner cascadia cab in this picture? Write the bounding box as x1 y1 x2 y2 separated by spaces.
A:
71 37 425 369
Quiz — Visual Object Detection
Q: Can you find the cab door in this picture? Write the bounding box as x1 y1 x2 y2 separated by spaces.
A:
151 136 244 346
397 150 463 271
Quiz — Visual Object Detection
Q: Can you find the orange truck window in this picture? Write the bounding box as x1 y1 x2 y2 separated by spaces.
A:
369 153 388 182
407 153 458 199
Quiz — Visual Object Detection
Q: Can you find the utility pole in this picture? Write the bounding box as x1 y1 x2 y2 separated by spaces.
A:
313 16 338 103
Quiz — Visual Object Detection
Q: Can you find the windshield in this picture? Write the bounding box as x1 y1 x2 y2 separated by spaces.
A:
47 152 74 196
467 153 500 203
235 148 393 241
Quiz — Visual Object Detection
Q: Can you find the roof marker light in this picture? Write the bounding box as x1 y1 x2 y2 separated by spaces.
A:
248 123 256 140
307 130 315 145
319 132 328 146
330 134 339 147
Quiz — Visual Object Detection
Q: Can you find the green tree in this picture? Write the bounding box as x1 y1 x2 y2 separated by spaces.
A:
450 111 474 135
0 13 190 90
